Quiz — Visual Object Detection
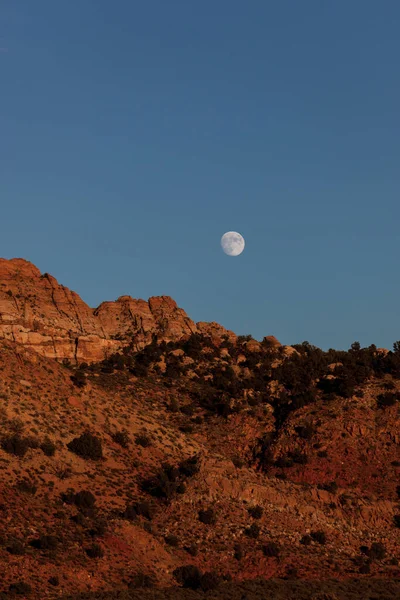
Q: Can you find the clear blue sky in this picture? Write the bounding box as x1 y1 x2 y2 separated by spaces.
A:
1 1 400 350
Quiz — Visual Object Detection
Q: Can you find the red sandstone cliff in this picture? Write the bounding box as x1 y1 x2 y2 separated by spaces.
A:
0 258 236 363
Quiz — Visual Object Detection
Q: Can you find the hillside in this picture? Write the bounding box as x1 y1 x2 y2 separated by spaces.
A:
0 258 399 599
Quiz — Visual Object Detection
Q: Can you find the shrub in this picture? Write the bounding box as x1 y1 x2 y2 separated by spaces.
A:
290 449 308 464
70 370 86 388
377 392 399 409
310 530 327 544
179 424 193 434
359 562 371 574
111 430 130 448
40 438 56 457
135 434 152 448
396 485 400 500
200 572 221 592
123 504 137 521
15 480 37 495
262 541 280 557
86 543 104 558
300 534 312 545
185 544 198 556
128 573 154 589
178 454 201 477
232 456 244 468
367 542 386 560
88 518 107 538
234 543 244 560
48 576 59 586
245 523 260 539
29 535 58 550
6 540 25 555
295 423 316 440
67 432 103 460
74 490 96 510
173 565 202 590
1 434 34 457
198 508 216 525
318 481 338 494
8 582 32 595
123 500 154 521
167 398 180 413
248 505 263 519
165 534 179 547
275 455 294 468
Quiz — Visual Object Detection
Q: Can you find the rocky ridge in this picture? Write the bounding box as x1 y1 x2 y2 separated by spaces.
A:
0 258 236 363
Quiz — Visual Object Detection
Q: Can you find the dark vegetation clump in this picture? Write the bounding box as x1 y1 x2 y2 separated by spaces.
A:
40 438 56 456
262 542 280 557
111 430 130 448
164 534 179 547
141 455 200 501
128 573 155 589
248 505 263 519
376 391 400 408
70 369 87 388
245 523 260 539
6 540 25 555
234 543 244 560
15 479 37 495
1 433 38 457
198 508 216 525
300 534 312 545
184 544 198 556
310 530 327 545
67 432 103 461
85 543 104 558
123 500 154 521
135 433 152 447
48 576 59 586
29 535 58 550
8 582 32 596
360 542 386 560
172 565 202 590
317 481 338 494
73 490 96 510
199 572 221 592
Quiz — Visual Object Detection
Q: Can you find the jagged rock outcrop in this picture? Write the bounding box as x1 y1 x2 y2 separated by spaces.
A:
0 258 237 363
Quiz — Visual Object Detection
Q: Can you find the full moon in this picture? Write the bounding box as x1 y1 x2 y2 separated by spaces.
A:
221 231 245 256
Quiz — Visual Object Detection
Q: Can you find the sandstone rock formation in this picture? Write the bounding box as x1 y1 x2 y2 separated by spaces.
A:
0 258 238 363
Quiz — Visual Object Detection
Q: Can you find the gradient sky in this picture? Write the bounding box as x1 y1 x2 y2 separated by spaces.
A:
1 1 400 350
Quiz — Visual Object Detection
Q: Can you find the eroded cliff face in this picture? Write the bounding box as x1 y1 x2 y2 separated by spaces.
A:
0 258 236 362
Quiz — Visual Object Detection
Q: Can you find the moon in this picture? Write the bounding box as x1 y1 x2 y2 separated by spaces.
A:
221 231 245 256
